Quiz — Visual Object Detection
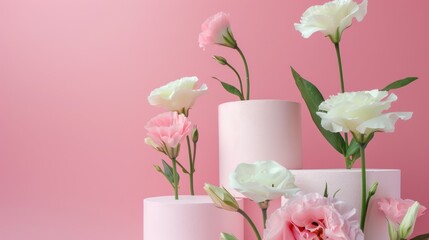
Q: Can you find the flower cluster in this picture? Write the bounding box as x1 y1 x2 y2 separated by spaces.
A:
292 0 417 234
145 76 207 199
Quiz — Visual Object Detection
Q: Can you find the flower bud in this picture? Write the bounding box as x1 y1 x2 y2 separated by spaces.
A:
213 55 228 65
144 137 163 153
368 182 378 197
153 165 163 173
220 232 239 240
204 183 239 212
399 201 420 239
192 127 199 143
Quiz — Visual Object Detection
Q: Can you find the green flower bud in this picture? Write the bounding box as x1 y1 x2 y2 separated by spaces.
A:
153 165 163 173
213 55 228 65
204 183 239 212
192 127 199 143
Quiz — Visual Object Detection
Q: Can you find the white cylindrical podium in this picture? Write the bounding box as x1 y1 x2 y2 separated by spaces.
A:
219 100 302 195
144 195 244 240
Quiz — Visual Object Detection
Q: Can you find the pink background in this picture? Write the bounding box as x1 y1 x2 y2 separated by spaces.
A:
0 0 428 239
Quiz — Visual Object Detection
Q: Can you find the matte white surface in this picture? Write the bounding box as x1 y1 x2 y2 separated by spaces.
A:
219 100 302 195
144 195 244 240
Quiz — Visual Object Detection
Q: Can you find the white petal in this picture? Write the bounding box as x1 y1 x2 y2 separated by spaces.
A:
356 112 413 134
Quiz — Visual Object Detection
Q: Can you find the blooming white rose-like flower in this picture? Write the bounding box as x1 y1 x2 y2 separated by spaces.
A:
229 160 299 203
316 90 412 141
295 0 368 43
148 76 208 114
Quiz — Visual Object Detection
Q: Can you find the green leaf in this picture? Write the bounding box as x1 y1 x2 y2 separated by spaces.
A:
220 232 239 240
162 160 177 186
382 77 418 91
213 77 245 100
333 189 341 198
346 139 360 158
323 182 329 198
411 233 429 240
291 67 346 155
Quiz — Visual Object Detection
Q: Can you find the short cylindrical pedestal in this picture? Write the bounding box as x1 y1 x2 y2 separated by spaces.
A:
144 195 244 240
289 169 400 239
219 100 302 195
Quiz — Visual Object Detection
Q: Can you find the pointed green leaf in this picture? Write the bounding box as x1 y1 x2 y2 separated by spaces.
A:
382 77 418 91
162 160 175 185
323 182 329 197
346 139 360 158
291 67 346 155
411 233 429 240
213 77 244 100
220 232 239 240
333 189 341 198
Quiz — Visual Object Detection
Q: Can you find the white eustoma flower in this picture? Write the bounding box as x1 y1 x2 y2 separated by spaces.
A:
295 0 368 43
148 76 208 114
316 90 412 140
229 160 299 203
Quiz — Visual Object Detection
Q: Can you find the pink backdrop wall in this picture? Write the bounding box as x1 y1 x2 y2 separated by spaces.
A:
1 0 428 239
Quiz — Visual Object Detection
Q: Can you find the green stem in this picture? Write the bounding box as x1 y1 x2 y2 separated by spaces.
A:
226 62 244 98
186 136 194 196
236 47 250 100
335 42 351 167
334 42 345 93
237 209 262 240
175 160 189 174
172 157 179 200
192 140 197 171
262 208 268 229
359 142 367 231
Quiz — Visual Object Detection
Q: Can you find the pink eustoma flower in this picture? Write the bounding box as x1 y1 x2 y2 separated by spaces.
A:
199 12 237 49
378 198 426 226
263 193 363 240
145 111 193 159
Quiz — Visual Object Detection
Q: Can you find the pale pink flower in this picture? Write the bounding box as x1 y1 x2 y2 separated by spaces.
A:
378 198 426 226
263 193 363 240
145 112 193 159
199 12 237 49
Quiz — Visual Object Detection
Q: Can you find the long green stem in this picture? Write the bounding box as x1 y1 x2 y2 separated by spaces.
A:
334 43 345 93
359 143 367 231
186 136 194 196
262 208 268 229
172 157 179 200
238 209 262 240
334 42 351 167
226 63 244 98
236 47 250 100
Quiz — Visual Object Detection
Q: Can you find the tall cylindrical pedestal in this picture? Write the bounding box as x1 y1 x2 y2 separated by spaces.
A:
219 100 302 195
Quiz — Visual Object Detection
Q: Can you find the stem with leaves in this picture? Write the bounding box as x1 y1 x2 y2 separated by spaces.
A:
171 157 179 200
334 42 353 168
236 47 250 100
